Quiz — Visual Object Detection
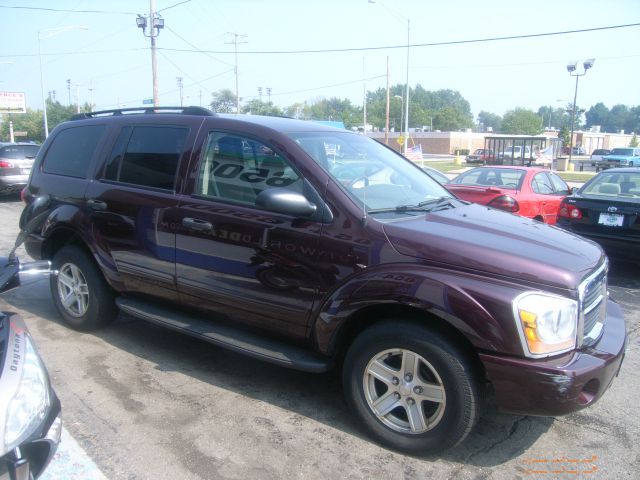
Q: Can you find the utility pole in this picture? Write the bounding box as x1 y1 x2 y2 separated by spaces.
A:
136 0 164 107
266 87 271 103
67 79 71 105
363 57 367 135
176 77 183 106
385 56 390 145
226 32 247 113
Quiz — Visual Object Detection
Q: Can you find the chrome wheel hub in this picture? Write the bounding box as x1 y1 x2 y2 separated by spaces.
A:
57 262 89 317
363 348 446 434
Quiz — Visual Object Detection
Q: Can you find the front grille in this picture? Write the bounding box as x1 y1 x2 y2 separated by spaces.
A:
579 263 608 346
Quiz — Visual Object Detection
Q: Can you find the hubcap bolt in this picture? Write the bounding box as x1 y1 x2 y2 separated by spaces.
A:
413 386 423 394
407 398 415 405
394 392 401 399
404 373 413 382
392 377 399 385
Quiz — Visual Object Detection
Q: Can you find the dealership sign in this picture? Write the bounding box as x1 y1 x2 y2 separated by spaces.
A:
0 92 27 114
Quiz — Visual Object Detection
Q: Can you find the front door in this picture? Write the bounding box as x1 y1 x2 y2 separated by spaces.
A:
175 131 325 341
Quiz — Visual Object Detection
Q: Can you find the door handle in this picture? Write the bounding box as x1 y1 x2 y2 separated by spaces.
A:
182 217 213 231
87 199 108 210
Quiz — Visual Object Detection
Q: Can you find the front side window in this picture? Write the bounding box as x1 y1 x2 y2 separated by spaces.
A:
548 172 570 195
104 126 187 190
196 132 303 205
42 125 106 178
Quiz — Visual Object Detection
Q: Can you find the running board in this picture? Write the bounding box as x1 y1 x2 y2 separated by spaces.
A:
116 297 332 373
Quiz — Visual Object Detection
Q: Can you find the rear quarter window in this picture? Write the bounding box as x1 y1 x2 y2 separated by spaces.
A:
42 125 106 178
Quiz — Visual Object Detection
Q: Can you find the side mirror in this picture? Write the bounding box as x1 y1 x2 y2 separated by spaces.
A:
255 189 317 217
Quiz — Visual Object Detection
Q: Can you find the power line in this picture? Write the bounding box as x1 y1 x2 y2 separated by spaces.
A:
164 25 234 67
0 5 136 15
158 0 192 13
157 22 640 55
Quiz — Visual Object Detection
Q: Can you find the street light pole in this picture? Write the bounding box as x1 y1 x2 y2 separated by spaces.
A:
404 18 410 154
38 25 88 138
566 59 594 164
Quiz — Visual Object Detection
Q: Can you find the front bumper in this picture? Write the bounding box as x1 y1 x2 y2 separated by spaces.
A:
480 298 627 416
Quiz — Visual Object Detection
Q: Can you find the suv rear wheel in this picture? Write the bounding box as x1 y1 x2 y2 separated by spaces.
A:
50 245 117 331
342 321 480 454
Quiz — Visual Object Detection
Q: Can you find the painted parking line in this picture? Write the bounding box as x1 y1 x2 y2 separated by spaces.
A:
40 427 108 480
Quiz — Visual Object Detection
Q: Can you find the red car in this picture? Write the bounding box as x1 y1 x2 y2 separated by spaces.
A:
446 166 571 224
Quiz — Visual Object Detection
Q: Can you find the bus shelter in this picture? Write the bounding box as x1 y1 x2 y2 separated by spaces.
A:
483 136 562 167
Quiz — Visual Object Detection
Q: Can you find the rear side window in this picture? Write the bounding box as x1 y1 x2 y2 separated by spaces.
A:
42 125 106 178
104 126 188 190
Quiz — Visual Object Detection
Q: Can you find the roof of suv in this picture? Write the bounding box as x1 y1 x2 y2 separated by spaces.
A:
70 106 348 134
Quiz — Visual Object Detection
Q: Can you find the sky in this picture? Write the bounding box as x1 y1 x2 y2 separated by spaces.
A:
0 0 639 120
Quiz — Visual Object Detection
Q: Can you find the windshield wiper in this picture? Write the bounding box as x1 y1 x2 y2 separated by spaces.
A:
367 196 456 214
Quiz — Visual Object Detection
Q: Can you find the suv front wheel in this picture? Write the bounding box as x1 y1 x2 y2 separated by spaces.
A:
50 245 117 331
342 321 480 454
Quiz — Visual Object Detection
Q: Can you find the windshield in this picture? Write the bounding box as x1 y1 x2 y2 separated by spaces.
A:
0 145 40 159
581 171 640 199
609 148 634 156
289 131 452 213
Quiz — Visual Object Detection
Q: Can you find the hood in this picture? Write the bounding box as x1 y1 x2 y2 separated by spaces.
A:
382 203 604 290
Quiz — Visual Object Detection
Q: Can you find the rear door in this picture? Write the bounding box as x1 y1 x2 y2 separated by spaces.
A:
85 119 200 302
530 172 569 223
174 128 325 342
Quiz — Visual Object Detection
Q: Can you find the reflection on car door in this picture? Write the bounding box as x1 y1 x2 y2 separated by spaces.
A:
175 131 324 342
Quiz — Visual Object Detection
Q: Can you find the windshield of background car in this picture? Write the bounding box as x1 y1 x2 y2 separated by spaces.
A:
449 167 525 190
581 171 640 199
609 148 634 156
289 131 451 211
0 145 40 159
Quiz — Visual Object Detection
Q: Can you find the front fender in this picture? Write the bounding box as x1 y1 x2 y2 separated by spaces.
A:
312 264 536 357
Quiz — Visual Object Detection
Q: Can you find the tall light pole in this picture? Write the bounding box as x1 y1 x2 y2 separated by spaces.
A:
566 59 594 164
136 0 164 107
38 25 88 138
368 1 410 153
226 32 247 114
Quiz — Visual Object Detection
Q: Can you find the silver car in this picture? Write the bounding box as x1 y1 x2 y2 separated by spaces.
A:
0 143 40 195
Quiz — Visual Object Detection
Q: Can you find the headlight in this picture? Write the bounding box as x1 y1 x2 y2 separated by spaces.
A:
513 292 578 357
2 332 51 454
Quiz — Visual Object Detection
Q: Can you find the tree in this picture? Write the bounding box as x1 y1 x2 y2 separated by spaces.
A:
501 108 544 135
0 109 43 142
477 111 502 132
585 102 609 131
558 125 570 148
630 134 639 147
307 97 361 128
210 89 236 113
241 100 283 117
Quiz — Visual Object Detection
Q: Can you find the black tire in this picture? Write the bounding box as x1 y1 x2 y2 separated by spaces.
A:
342 321 480 454
50 245 117 331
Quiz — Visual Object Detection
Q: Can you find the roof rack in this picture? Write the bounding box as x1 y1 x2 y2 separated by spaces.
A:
71 106 215 120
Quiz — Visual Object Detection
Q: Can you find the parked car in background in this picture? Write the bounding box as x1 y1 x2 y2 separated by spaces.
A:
446 166 570 224
421 165 450 184
465 149 493 164
590 148 610 166
0 143 40 195
558 167 640 263
601 147 640 168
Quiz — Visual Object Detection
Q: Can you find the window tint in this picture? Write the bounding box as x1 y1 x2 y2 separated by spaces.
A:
531 173 554 194
196 132 303 206
42 125 106 178
104 126 132 181
114 126 187 190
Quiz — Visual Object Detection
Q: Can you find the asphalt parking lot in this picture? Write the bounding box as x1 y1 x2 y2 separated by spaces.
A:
0 194 638 480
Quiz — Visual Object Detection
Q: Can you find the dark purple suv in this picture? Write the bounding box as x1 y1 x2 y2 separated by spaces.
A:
20 107 626 454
